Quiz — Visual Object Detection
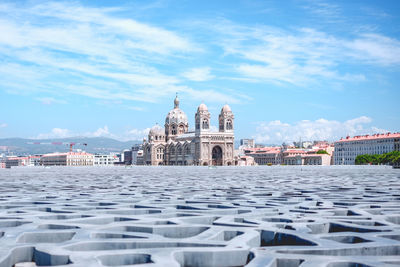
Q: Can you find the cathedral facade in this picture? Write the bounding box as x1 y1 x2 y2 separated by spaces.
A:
142 95 235 166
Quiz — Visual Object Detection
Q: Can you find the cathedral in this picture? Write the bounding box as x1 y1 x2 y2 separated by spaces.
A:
142 95 235 166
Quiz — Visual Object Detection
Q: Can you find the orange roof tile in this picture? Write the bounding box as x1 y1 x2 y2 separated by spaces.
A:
337 132 400 143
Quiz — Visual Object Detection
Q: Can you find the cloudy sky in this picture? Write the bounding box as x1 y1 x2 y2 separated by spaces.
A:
0 0 399 144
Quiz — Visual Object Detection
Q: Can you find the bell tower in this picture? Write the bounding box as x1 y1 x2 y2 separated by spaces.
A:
219 104 234 132
195 103 210 135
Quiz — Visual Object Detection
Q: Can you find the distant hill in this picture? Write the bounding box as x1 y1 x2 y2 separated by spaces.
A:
0 137 141 155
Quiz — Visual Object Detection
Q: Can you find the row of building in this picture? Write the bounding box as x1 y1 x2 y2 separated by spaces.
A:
0 95 236 168
239 132 400 166
333 133 400 165
241 141 334 166
1 93 398 168
0 151 136 168
2 131 399 168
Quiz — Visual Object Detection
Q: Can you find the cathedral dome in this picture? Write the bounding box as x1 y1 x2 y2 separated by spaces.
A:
197 103 208 112
165 108 188 125
221 104 232 113
149 124 164 136
165 95 188 125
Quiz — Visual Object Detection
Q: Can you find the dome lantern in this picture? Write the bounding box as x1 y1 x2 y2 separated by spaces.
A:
165 95 189 139
174 93 179 109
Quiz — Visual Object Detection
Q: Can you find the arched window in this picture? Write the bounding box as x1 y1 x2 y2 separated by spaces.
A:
157 147 164 160
178 147 182 155
172 125 177 135
202 119 209 129
178 125 184 134
226 119 233 130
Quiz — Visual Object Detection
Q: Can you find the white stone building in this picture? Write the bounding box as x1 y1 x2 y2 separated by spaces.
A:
131 145 142 165
395 138 400 169
5 156 29 168
303 154 332 165
334 133 400 165
240 139 255 148
236 155 257 166
244 147 282 165
245 144 334 166
28 155 42 166
41 152 94 166
93 153 119 166
142 95 235 166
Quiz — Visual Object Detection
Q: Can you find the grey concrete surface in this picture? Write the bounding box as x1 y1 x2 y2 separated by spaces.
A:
0 166 399 267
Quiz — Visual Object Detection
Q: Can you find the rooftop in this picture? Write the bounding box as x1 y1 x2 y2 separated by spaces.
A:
42 152 93 157
245 147 281 154
337 132 400 143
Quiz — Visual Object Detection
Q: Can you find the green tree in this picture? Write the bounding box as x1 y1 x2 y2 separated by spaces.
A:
355 151 400 165
355 154 371 165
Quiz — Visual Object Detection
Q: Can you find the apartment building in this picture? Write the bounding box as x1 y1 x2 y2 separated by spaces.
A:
334 133 400 165
41 152 94 166
93 154 119 166
244 147 282 165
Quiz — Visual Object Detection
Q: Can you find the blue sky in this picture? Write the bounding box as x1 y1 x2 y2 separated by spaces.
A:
0 0 399 144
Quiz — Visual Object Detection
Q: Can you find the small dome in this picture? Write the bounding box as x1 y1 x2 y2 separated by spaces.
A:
221 104 232 113
149 124 164 136
197 103 208 112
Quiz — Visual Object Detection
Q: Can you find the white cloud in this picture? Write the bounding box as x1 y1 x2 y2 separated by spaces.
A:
0 2 194 55
91 126 112 138
36 128 72 139
0 2 242 105
302 1 342 23
253 116 388 144
346 33 400 66
35 126 149 141
0 123 7 128
183 87 242 104
182 67 214 81
35 97 67 105
125 128 151 140
127 106 145 111
212 22 398 86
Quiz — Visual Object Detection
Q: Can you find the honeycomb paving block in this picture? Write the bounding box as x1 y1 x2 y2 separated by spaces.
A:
0 166 399 267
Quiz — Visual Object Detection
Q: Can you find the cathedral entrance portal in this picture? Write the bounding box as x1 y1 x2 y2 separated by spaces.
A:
212 146 223 166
